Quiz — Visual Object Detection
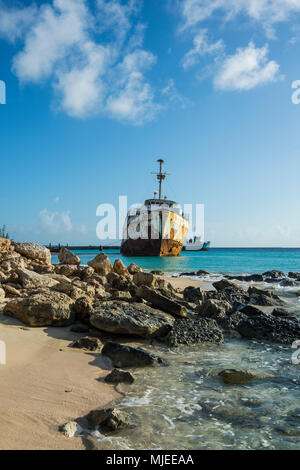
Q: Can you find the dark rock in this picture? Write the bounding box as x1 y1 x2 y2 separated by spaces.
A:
183 286 207 303
219 369 262 385
280 279 297 287
87 407 131 431
237 314 300 345
248 286 273 298
136 286 187 318
151 270 163 275
263 270 285 279
165 318 224 347
71 336 102 351
288 272 300 281
102 342 168 368
271 308 292 318
196 270 210 276
213 279 244 293
227 274 264 282
239 305 266 316
73 296 93 321
90 301 174 339
104 369 134 385
249 293 285 307
197 299 233 319
179 272 197 277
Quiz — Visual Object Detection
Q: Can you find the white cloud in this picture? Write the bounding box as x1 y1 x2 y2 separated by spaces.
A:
0 2 37 42
161 79 189 108
180 0 300 37
214 42 281 90
182 29 224 69
0 0 159 124
39 209 73 234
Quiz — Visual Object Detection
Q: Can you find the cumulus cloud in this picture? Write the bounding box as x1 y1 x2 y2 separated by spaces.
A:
182 29 224 70
0 0 160 124
0 2 37 42
180 0 300 37
214 42 281 91
39 209 73 234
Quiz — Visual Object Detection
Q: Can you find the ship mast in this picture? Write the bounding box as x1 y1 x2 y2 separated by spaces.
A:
156 159 166 200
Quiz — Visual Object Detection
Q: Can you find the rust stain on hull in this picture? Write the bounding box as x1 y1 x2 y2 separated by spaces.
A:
121 238 184 257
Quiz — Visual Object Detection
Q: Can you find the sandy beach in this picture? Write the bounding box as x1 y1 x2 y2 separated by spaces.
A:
0 315 121 450
0 274 204 450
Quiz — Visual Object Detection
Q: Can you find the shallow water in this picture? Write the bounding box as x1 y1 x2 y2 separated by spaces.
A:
52 248 300 275
52 249 300 450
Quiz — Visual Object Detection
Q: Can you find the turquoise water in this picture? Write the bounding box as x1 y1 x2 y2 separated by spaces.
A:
52 248 300 274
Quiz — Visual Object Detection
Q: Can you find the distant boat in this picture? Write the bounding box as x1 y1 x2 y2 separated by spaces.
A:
121 159 189 257
185 236 211 252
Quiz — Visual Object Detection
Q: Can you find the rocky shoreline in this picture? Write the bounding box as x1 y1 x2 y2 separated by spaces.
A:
0 238 300 447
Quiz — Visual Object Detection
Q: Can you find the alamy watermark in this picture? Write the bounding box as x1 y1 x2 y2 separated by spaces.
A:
95 196 205 241
0 340 6 365
292 340 300 365
0 80 6 105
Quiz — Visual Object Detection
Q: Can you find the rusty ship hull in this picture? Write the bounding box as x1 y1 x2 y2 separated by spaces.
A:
121 238 184 257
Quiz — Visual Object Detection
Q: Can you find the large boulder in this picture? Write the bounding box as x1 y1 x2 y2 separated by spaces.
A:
133 272 165 289
288 272 300 281
0 238 12 253
113 259 128 276
104 369 134 385
183 286 207 303
136 286 188 318
213 279 244 293
102 342 168 368
17 267 59 289
4 291 75 327
263 270 285 279
14 242 51 265
87 253 112 276
87 407 131 431
165 318 224 347
58 247 81 266
90 301 174 338
237 314 300 345
128 263 142 275
197 299 233 319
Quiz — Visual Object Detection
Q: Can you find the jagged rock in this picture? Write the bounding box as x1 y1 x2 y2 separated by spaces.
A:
280 279 297 287
227 274 264 282
17 267 59 289
54 264 78 277
90 301 174 338
78 266 94 280
2 284 21 297
249 293 285 307
73 297 93 320
219 369 261 385
239 304 266 316
197 299 233 319
113 259 128 276
127 263 142 275
272 308 292 318
4 291 75 327
248 286 273 298
237 314 300 345
288 272 300 280
59 421 78 438
102 342 168 368
108 289 132 300
31 263 55 274
104 369 134 385
136 286 188 318
0 238 12 253
151 270 163 275
87 253 112 276
133 272 165 289
0 253 25 272
0 287 5 300
213 279 244 293
108 273 133 291
58 247 81 266
14 242 51 265
183 286 207 303
196 270 210 276
263 270 285 279
165 318 224 347
71 336 102 351
179 272 197 277
87 407 131 431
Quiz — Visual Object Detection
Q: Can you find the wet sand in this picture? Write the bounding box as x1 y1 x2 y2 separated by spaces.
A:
0 314 120 450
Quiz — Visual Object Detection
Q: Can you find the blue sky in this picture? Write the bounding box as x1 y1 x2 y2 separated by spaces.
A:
0 0 300 247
